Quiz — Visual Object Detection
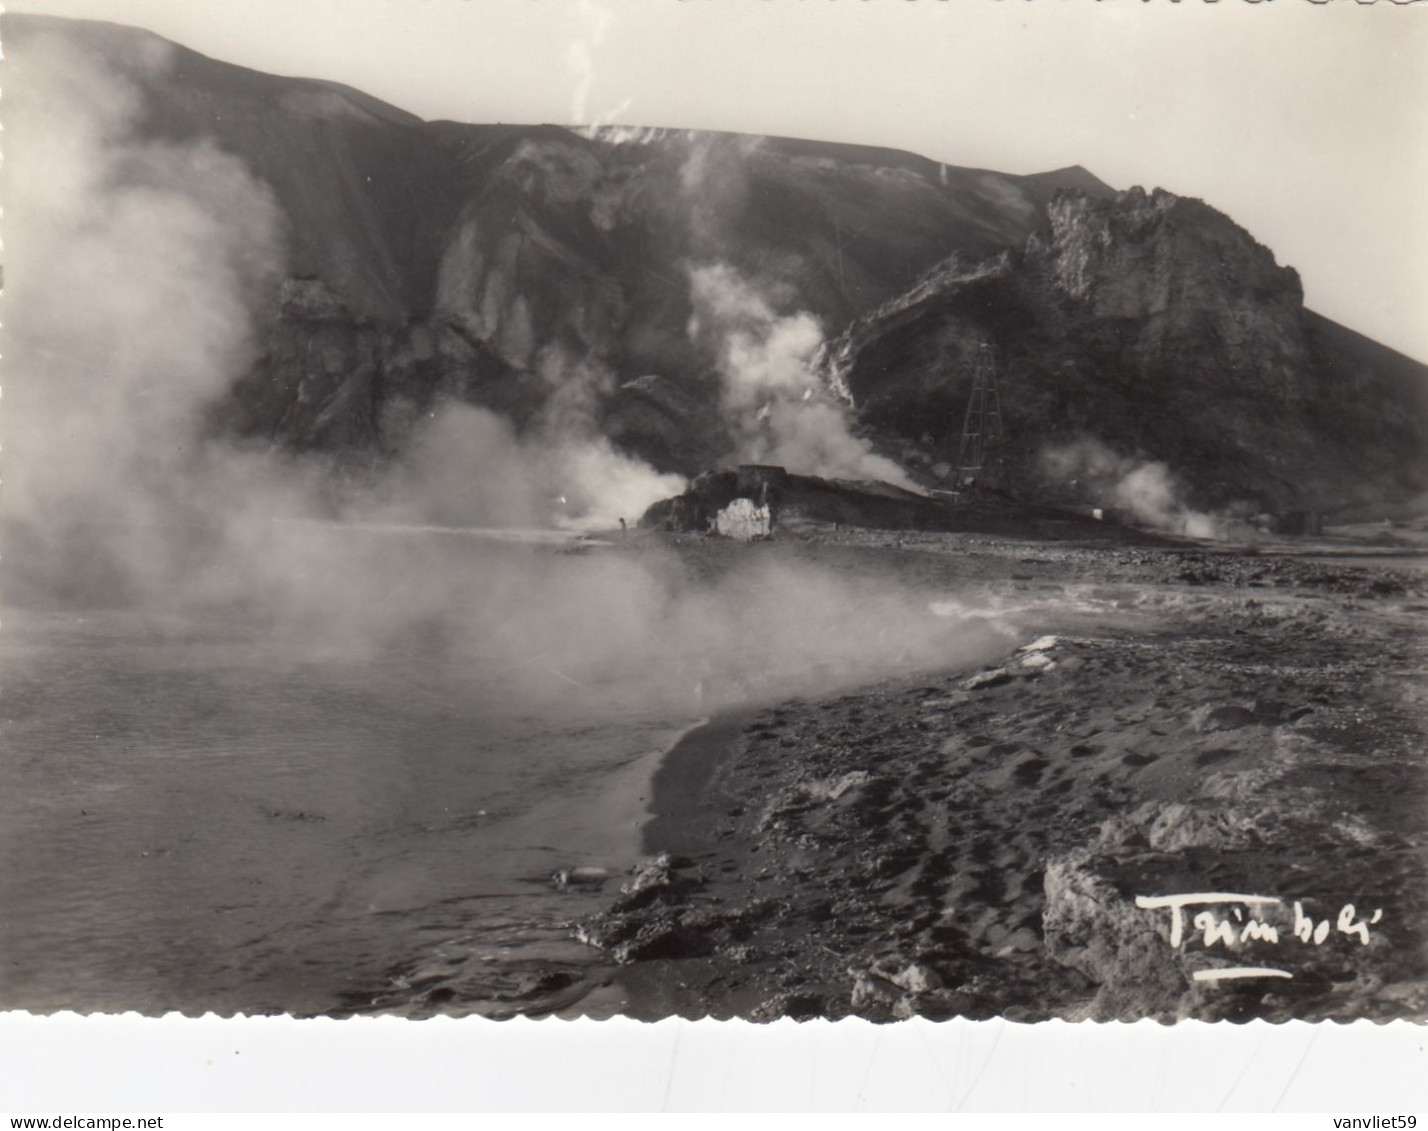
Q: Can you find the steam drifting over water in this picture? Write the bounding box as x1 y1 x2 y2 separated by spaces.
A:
3 28 994 722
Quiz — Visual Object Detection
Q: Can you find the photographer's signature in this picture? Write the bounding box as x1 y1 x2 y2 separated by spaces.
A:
1135 891 1384 981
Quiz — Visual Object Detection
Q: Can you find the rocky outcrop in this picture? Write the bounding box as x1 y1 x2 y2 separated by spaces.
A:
222 278 533 459
824 187 1428 513
640 467 949 534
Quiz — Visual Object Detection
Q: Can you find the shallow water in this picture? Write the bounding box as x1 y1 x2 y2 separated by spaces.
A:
0 521 1038 1015
0 601 690 1015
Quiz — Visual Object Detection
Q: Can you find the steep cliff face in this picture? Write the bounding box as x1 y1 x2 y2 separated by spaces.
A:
826 187 1428 511
12 14 1427 508
402 124 1113 473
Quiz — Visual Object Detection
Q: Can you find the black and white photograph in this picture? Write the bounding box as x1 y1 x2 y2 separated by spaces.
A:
2 0 1426 1059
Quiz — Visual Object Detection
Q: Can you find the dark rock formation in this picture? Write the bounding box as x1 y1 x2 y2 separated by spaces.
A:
641 467 945 535
824 187 1428 512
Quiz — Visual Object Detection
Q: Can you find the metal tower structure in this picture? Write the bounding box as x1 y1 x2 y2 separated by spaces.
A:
952 343 1006 501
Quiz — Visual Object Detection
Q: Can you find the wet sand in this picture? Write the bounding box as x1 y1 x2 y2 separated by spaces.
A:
578 529 1428 1022
641 713 747 858
350 713 700 1019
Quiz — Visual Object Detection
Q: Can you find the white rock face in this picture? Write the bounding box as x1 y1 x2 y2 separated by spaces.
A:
715 498 773 541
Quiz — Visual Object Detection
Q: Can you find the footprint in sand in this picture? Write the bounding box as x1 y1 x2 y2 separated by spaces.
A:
969 835 1001 865
1012 756 1049 785
998 863 1035 905
1194 747 1238 767
912 758 943 782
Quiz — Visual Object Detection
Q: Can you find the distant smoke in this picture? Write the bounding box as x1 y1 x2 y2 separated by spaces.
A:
1042 437 1219 538
687 263 915 487
529 345 686 529
375 401 684 533
677 135 766 248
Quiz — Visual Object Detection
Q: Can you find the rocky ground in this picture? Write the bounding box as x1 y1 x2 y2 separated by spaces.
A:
576 529 1428 1022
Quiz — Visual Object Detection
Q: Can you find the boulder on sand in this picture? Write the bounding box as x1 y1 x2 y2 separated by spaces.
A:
1042 853 1198 1021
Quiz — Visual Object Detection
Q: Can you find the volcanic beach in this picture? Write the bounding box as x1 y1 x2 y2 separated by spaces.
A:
4 510 1423 1023
570 527 1428 1023
4 7 1428 1039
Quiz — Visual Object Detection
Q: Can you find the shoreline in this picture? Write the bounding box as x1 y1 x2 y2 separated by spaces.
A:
640 712 750 858
565 713 748 1019
575 534 1428 1022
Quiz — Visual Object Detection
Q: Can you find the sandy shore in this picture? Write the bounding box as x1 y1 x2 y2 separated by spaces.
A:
578 531 1428 1021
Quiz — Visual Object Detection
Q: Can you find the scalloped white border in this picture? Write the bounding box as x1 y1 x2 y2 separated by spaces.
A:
2 1013 1424 1112
2 0 1424 1114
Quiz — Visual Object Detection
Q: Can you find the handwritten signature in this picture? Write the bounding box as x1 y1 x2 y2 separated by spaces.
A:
1135 892 1384 981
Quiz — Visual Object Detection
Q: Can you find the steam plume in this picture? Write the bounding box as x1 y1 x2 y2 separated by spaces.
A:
374 400 684 533
686 263 914 487
2 29 287 602
1041 437 1220 538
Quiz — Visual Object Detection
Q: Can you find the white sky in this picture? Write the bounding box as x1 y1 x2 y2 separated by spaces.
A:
7 0 1427 362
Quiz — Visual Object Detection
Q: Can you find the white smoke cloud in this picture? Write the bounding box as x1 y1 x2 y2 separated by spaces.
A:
686 262 915 487
1042 437 1220 539
1 29 289 601
371 402 684 533
552 435 686 530
1 27 675 607
530 344 687 528
3 29 1004 721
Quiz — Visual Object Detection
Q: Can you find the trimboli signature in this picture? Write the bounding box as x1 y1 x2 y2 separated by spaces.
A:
1135 892 1385 981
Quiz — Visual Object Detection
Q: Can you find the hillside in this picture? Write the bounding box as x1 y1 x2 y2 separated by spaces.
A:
7 13 1426 513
